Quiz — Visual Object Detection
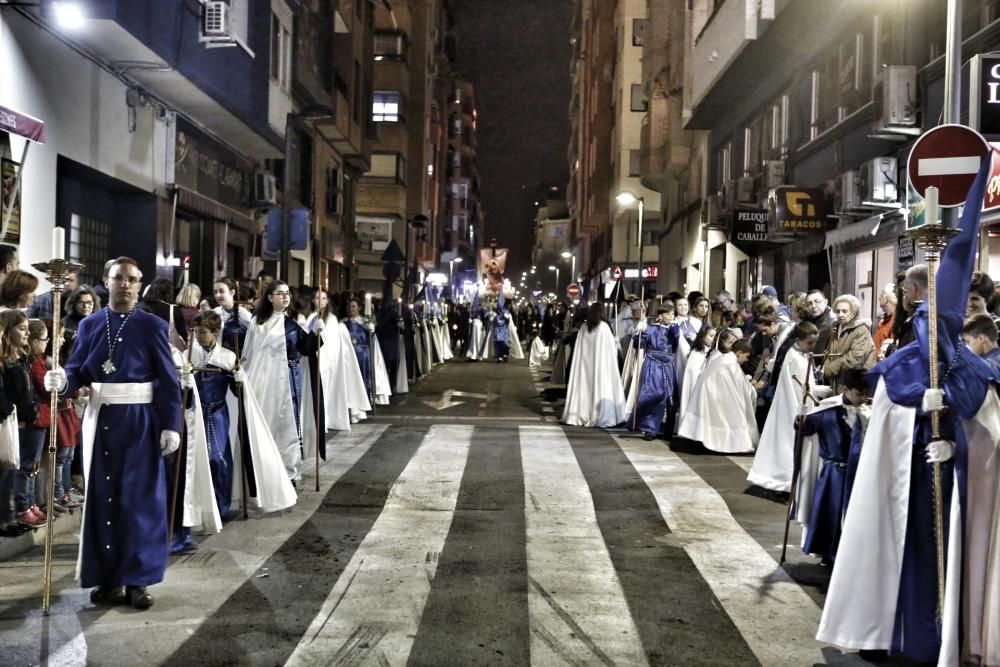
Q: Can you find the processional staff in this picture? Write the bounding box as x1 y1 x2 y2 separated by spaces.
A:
34 227 83 614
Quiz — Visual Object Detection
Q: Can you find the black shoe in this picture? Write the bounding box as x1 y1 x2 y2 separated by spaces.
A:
858 649 888 663
125 585 153 610
643 432 656 441
90 585 125 605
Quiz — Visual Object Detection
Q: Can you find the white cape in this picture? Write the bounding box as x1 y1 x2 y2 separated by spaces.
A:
228 382 298 514
529 336 550 367
749 348 825 492
506 313 525 359
678 352 758 453
182 349 223 534
395 328 410 394
562 321 626 428
243 314 300 480
678 349 708 423
305 313 351 432
467 319 486 360
344 318 392 406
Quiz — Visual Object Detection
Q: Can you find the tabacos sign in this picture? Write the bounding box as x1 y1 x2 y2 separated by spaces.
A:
771 187 829 233
970 54 1000 137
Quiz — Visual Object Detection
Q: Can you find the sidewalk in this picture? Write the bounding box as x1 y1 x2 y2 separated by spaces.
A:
0 508 82 562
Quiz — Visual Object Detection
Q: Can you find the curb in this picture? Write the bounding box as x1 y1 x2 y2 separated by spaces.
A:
0 508 82 562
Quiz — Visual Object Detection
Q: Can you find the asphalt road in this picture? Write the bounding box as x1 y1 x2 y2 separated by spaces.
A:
0 355 905 666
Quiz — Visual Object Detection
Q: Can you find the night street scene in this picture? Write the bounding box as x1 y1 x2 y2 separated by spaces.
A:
3 0 1000 665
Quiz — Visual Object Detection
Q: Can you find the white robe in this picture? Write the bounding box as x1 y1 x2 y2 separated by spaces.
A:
243 313 301 480
678 352 758 453
395 326 410 394
749 348 830 492
562 321 627 428
818 382 1000 663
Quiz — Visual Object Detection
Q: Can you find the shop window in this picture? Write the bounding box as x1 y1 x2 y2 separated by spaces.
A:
368 152 406 184
69 214 109 287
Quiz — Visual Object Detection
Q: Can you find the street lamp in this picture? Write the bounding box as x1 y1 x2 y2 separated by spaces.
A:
561 250 576 285
403 214 429 302
449 257 462 294
548 265 560 293
616 190 645 302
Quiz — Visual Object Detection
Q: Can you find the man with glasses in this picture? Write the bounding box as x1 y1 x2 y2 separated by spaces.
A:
45 256 182 611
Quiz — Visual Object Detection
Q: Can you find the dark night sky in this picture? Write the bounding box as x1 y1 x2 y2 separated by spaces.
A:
449 0 573 273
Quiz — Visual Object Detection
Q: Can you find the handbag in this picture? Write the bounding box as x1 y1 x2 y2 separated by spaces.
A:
0 408 20 469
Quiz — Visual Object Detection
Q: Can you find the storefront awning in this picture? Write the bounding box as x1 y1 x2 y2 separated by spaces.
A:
0 104 45 143
823 214 884 249
173 185 257 233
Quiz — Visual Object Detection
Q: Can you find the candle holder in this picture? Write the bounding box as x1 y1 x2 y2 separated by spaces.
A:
903 221 957 622
32 257 84 615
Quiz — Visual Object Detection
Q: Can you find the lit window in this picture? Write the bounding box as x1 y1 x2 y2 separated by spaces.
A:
372 91 402 122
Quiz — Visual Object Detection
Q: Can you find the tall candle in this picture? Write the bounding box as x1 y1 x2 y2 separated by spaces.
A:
925 186 939 226
52 227 65 260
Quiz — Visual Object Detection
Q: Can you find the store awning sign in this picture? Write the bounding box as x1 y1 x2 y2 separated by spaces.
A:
970 54 1000 137
0 104 45 143
731 208 775 254
772 187 829 233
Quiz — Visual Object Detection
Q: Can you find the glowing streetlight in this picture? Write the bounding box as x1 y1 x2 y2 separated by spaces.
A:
561 250 576 285
548 265 560 293
616 190 646 302
449 257 462 291
53 2 85 29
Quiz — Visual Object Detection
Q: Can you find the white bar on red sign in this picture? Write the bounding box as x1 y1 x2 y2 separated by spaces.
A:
917 156 981 176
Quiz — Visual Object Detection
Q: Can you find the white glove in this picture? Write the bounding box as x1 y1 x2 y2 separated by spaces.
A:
635 320 648 332
180 372 195 390
367 322 376 333
922 388 946 413
925 439 955 464
233 367 246 384
313 318 325 334
797 403 809 417
44 368 67 392
160 430 180 456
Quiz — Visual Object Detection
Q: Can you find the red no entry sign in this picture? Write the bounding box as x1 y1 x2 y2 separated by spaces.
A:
566 283 581 298
907 124 990 207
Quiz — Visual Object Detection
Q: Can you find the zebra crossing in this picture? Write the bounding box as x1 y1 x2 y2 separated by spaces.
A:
0 417 863 665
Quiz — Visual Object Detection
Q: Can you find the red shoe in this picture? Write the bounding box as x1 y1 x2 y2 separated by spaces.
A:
16 510 46 528
30 506 47 521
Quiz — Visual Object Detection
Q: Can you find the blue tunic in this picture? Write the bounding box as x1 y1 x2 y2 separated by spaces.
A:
282 317 319 439
801 399 864 561
630 324 680 435
196 362 237 518
64 307 181 587
493 310 510 359
346 319 373 395
217 306 249 354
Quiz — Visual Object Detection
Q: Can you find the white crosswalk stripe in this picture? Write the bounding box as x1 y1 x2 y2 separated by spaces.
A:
613 434 826 666
286 424 473 666
520 425 649 667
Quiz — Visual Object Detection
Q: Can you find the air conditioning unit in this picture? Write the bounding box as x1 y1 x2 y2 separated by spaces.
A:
834 170 861 213
872 66 920 137
735 176 756 204
702 194 726 229
203 2 232 39
252 172 277 206
763 160 785 190
860 156 898 203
